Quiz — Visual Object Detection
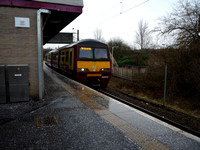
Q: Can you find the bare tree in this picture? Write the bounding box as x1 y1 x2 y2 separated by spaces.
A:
93 28 104 41
154 0 200 47
135 19 152 50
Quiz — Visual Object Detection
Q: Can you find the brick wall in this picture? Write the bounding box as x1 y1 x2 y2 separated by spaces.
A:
0 7 40 100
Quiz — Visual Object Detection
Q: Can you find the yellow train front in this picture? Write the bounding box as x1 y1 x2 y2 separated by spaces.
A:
45 39 111 88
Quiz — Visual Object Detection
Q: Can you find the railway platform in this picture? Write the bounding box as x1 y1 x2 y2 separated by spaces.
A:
0 64 200 149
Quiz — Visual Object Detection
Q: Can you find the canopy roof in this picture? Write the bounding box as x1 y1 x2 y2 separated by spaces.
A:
0 0 83 44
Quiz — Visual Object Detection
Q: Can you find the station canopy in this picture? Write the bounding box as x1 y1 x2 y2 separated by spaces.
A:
0 0 83 44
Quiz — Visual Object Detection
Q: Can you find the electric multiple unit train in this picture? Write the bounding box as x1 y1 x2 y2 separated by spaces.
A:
45 39 111 88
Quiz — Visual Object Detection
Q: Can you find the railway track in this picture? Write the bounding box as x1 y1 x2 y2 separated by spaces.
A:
97 88 200 138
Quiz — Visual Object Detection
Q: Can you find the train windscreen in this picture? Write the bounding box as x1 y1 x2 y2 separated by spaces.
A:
79 47 93 59
94 48 109 60
78 47 109 60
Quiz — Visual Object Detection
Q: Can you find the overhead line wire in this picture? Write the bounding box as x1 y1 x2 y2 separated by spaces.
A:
93 0 150 26
91 2 121 21
122 0 149 14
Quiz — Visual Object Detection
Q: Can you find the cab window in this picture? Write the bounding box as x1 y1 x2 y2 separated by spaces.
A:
94 48 108 60
78 47 93 59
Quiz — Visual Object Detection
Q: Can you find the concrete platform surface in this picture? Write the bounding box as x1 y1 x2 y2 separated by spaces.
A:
0 65 139 150
0 64 200 150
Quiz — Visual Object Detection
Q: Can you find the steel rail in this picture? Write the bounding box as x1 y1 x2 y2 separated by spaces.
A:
97 89 200 138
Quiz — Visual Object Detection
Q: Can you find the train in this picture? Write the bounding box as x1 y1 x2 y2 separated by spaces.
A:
44 39 111 88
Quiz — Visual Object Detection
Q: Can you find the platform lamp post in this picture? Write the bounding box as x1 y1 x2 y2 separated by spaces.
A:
72 28 79 42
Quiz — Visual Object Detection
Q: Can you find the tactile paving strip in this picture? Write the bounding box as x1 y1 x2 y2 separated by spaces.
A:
118 124 170 150
79 96 170 150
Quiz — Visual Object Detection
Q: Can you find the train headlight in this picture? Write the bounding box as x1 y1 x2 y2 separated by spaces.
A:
78 68 89 72
100 68 110 72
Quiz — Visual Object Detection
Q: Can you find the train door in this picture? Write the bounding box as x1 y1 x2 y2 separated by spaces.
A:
60 50 65 70
52 52 59 68
50 53 53 66
65 50 69 69
69 48 74 70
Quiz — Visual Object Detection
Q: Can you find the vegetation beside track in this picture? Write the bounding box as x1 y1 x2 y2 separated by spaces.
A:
107 76 200 133
108 76 200 119
108 38 200 120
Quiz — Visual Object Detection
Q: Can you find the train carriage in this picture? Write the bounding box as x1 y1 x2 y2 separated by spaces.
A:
45 39 111 88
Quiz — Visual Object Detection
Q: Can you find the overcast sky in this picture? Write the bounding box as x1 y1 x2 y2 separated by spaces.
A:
44 0 180 48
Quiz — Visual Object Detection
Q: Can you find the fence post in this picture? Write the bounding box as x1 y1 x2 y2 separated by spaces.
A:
163 64 167 106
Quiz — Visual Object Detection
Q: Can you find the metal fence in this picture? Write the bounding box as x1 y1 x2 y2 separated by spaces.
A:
112 66 146 81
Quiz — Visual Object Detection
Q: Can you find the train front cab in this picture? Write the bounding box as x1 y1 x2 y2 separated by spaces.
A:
76 46 111 88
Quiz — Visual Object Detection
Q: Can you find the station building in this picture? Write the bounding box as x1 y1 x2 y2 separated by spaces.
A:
0 0 83 101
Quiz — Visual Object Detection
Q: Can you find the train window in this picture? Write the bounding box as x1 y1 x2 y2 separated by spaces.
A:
79 47 93 59
61 52 64 62
94 48 109 60
53 53 58 60
70 51 72 66
66 51 69 62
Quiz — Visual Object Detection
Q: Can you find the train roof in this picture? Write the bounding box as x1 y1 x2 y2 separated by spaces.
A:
63 39 108 49
48 39 108 54
76 39 107 46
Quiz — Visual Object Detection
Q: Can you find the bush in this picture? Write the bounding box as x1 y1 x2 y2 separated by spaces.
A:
118 56 134 66
107 38 148 66
137 47 200 101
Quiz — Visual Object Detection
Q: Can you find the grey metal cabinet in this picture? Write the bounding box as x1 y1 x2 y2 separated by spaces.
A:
0 65 6 103
7 65 29 102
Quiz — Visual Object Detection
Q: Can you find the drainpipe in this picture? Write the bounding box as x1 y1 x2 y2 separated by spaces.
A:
37 9 51 100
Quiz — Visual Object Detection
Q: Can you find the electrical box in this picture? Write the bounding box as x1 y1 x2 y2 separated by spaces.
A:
7 65 29 102
0 65 6 104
